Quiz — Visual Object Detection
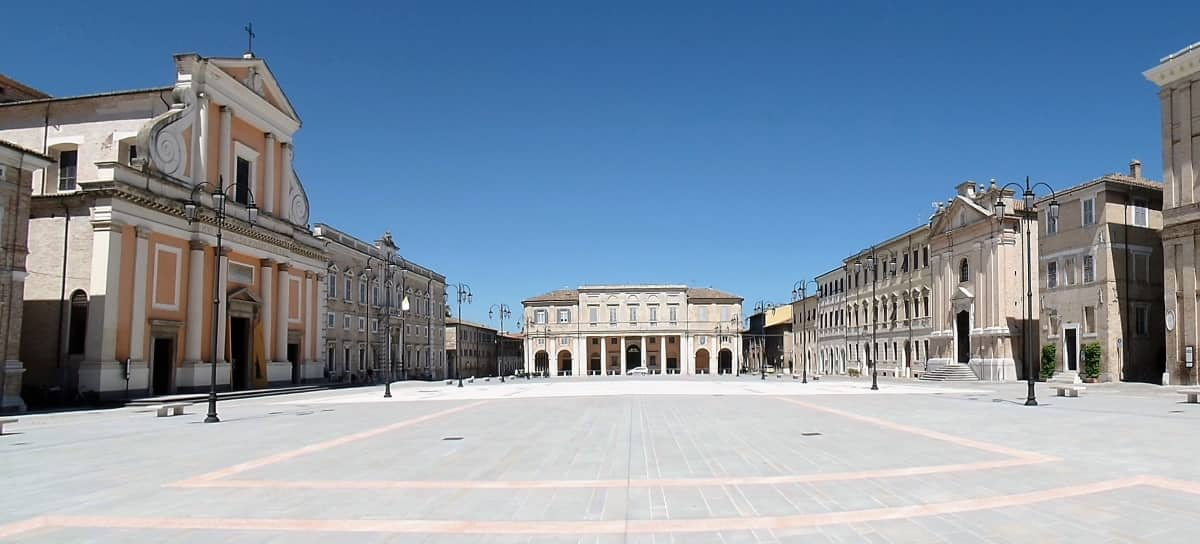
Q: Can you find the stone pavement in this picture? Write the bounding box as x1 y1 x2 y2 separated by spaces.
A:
3 376 1200 542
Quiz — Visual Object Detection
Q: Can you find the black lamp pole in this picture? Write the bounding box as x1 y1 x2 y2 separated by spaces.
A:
996 177 1059 407
855 247 895 391
792 280 814 384
450 283 472 387
490 304 511 382
183 177 258 424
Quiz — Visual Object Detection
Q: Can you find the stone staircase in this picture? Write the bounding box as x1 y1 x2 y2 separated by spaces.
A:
919 364 980 382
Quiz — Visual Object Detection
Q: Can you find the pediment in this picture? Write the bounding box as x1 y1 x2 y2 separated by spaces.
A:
210 57 300 122
228 286 262 304
930 195 995 235
951 286 974 301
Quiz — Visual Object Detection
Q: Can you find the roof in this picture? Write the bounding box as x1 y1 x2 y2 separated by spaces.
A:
0 86 171 108
764 304 793 327
0 139 54 162
445 318 497 332
523 289 580 304
1036 173 1163 204
686 287 742 301
0 74 50 101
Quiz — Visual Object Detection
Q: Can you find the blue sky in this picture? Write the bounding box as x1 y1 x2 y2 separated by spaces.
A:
4 1 1197 327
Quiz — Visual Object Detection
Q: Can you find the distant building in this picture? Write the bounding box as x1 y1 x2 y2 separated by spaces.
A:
446 318 497 380
814 266 849 375
744 304 791 374
522 285 743 376
498 332 523 377
1145 41 1200 385
790 293 818 379
0 141 54 412
313 225 447 383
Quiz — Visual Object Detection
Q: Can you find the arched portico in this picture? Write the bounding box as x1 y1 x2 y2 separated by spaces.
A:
557 350 573 376
718 349 733 374
534 350 549 376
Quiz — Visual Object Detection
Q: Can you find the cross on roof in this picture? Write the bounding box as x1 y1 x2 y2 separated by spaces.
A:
244 22 256 56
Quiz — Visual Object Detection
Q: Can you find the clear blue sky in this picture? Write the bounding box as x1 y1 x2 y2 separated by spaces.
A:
4 1 1196 327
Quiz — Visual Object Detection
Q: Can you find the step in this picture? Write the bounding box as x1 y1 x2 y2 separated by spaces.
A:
126 385 327 406
919 364 979 382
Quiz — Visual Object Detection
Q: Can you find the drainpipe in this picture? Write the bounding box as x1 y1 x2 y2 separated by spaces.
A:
1124 194 1131 383
40 103 49 195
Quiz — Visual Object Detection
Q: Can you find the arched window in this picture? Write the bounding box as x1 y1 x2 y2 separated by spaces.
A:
959 258 969 283
68 290 88 355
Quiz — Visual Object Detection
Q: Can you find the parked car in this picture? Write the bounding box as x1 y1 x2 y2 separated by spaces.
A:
628 366 649 375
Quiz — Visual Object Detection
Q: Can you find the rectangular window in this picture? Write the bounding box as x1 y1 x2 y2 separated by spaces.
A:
1133 253 1150 284
922 247 929 267
1083 197 1096 226
228 262 254 285
371 319 378 333
558 309 570 323
699 307 708 322
359 282 367 303
1083 255 1095 283
1135 305 1149 336
589 305 598 325
1132 198 1149 227
1048 261 1058 288
1046 210 1058 234
328 277 337 299
344 277 352 301
1082 306 1097 334
358 317 366 331
327 312 335 327
608 306 617 325
344 315 351 330
128 144 139 165
235 157 251 205
535 309 547 324
629 307 638 324
669 305 678 324
649 306 658 323
1065 258 1076 286
58 149 78 190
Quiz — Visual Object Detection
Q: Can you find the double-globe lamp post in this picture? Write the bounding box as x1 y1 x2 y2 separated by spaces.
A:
489 304 512 382
753 301 774 380
449 283 472 387
792 280 815 384
366 257 409 398
995 177 1059 407
855 248 896 391
182 177 258 424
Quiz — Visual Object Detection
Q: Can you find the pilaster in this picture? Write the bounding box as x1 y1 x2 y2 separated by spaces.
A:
260 258 274 363
185 239 205 363
219 105 233 188
129 226 151 363
276 263 291 362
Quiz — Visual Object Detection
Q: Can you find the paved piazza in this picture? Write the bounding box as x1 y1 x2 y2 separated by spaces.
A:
3 377 1200 542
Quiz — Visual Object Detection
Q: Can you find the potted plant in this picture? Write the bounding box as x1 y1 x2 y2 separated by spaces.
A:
1041 344 1057 381
1082 342 1102 383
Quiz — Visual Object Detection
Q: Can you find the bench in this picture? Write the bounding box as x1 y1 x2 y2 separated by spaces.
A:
1178 389 1200 403
155 402 191 417
1052 385 1086 398
0 417 16 435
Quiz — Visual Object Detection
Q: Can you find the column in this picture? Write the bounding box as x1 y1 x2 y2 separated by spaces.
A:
599 335 607 376
684 335 694 374
83 220 123 364
640 336 647 370
276 263 291 361
280 143 294 219
263 133 276 215
129 226 150 363
185 240 205 363
574 336 585 376
1177 84 1194 206
305 272 316 364
219 106 232 186
659 336 665 375
194 94 209 184
524 338 533 374
214 248 229 364
259 259 274 363
620 337 627 374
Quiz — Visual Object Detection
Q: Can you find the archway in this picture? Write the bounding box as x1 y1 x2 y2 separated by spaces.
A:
534 351 549 376
718 349 733 375
625 344 641 371
695 349 710 374
557 350 572 376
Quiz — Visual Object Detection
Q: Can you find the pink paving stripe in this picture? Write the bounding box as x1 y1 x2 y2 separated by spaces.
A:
9 476 1197 537
775 397 1055 462
176 458 1039 490
171 400 491 486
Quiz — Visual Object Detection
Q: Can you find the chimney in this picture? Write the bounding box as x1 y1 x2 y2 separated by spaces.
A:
1130 159 1142 179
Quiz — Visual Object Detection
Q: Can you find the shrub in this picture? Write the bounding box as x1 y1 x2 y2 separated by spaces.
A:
1082 342 1102 379
1041 344 1057 381
848 368 861 377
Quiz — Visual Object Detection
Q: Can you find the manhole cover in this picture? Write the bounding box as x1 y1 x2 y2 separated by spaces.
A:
1169 410 1185 413
443 436 464 441
801 432 822 437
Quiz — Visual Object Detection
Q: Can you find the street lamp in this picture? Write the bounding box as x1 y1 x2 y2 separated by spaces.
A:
855 247 896 391
374 257 410 398
449 283 472 387
753 301 774 380
792 280 816 384
489 304 512 382
994 177 1059 407
182 177 258 423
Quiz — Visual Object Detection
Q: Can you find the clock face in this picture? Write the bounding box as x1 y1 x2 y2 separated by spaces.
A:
1166 310 1176 332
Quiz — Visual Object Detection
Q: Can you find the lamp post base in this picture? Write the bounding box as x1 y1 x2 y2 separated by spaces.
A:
204 414 220 423
1025 381 1038 406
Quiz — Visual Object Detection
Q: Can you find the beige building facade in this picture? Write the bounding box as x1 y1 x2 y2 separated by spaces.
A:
813 267 848 375
927 181 1036 381
845 226 933 379
1037 166 1165 383
522 285 743 376
0 53 327 399
1146 42 1200 385
314 225 447 383
446 319 497 380
0 141 53 411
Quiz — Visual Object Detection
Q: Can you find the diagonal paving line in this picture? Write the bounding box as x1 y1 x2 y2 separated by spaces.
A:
168 400 492 486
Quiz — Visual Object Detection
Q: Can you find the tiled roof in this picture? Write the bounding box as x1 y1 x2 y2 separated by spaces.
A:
686 287 742 301
1036 174 1163 204
522 289 579 303
0 139 53 162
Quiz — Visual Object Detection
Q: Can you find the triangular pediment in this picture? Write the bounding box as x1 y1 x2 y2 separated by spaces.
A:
228 286 262 304
210 57 300 122
930 195 995 235
952 286 974 300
